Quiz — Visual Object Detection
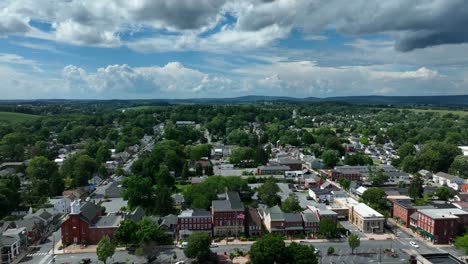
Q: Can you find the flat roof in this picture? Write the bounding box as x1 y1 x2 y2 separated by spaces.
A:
418 208 468 219
353 203 384 218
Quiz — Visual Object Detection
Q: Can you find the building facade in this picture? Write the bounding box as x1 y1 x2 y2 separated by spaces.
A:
212 192 245 237
349 203 385 233
177 209 212 240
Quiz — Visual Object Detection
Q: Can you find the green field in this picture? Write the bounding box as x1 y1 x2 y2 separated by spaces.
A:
402 108 468 116
0 112 40 123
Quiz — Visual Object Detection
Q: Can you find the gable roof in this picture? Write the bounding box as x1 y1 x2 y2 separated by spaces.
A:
80 202 102 223
435 172 460 180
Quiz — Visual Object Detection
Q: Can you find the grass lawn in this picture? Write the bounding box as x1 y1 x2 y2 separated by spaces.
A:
0 112 40 123
401 108 468 117
176 184 190 194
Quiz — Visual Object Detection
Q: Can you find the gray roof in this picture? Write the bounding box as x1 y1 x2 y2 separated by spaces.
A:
258 165 290 170
93 213 121 227
410 212 418 221
172 193 185 204
418 208 468 219
160 214 178 227
278 158 302 164
302 211 319 223
435 172 459 180
309 188 331 195
1 235 18 246
212 192 244 211
266 205 285 221
284 212 302 222
80 202 102 223
37 209 53 220
125 206 145 222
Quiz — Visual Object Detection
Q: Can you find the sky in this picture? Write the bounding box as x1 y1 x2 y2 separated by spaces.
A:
0 0 468 99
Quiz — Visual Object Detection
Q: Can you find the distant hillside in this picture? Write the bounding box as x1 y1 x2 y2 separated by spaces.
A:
0 112 40 123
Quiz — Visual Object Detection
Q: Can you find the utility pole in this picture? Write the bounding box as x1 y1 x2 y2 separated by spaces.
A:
52 232 55 263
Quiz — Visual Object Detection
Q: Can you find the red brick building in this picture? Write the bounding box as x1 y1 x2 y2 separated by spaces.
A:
212 192 245 237
61 200 144 245
417 208 468 244
278 158 303 171
392 200 433 228
177 209 212 240
320 170 362 181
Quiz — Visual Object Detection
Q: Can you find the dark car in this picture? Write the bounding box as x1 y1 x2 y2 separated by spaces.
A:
80 259 91 264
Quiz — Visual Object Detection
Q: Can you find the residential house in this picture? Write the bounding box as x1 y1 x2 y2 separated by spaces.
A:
48 196 72 214
63 188 86 199
278 158 303 170
433 172 464 191
1 227 27 264
104 181 123 198
301 209 320 237
177 209 212 240
349 203 385 233
260 205 303 235
245 208 262 237
2 219 44 244
88 176 102 187
172 193 185 206
212 192 245 237
308 188 334 204
304 174 322 189
158 214 178 239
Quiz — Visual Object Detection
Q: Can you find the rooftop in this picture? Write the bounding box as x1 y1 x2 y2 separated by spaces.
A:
418 208 468 219
353 203 384 218
93 213 122 228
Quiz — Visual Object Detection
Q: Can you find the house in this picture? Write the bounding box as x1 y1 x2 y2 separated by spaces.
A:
278 158 303 170
2 219 44 244
61 200 127 245
308 188 334 204
24 208 57 229
212 192 245 237
354 186 368 197
418 169 433 179
245 208 262 237
349 203 385 233
260 205 303 235
1 227 27 264
177 209 212 240
190 177 206 185
304 174 322 189
257 165 290 175
172 193 185 206
88 176 102 186
301 210 320 237
285 170 304 178
416 208 468 244
175 121 196 127
433 172 464 191
48 196 72 214
158 214 178 239
63 188 86 199
104 181 123 198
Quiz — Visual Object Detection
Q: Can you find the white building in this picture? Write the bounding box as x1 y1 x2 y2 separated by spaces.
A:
459 146 468 156
48 196 72 214
433 172 464 191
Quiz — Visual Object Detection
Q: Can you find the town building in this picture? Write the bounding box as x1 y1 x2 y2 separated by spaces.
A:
301 210 320 237
212 192 245 237
416 208 468 244
257 165 290 175
0 227 27 264
61 200 142 245
177 209 212 240
349 203 385 233
260 205 303 235
245 208 262 237
433 172 464 191
277 158 303 170
392 200 434 228
48 196 72 214
308 188 334 204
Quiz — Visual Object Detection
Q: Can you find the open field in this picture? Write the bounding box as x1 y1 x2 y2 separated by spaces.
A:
0 112 40 123
401 108 468 116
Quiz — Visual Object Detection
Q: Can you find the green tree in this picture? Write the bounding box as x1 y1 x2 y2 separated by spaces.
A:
327 246 335 255
181 162 190 180
155 165 175 188
338 177 351 190
401 155 420 173
455 234 468 254
187 144 212 160
153 185 174 215
183 232 212 262
361 188 388 213
319 217 337 238
450 156 468 178
321 150 340 168
97 236 115 264
195 163 203 176
408 174 424 200
281 193 302 213
348 234 360 254
136 217 172 246
116 220 139 246
368 168 389 187
397 142 416 160
95 146 111 163
288 242 318 264
122 176 154 210
205 165 214 176
61 154 98 187
258 178 281 207
250 234 288 264
26 156 63 197
434 186 456 201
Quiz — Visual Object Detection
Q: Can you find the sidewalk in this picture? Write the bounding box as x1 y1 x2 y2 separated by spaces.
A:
53 239 126 255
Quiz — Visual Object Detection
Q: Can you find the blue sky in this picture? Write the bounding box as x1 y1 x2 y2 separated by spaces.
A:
0 0 467 99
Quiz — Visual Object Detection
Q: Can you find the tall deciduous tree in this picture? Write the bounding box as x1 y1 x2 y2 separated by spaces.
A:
116 220 139 246
250 234 288 264
450 156 468 178
183 232 212 262
348 234 360 254
361 188 388 213
319 217 337 238
281 193 302 213
122 176 154 210
97 236 115 264
408 174 424 200
258 178 280 207
288 242 318 264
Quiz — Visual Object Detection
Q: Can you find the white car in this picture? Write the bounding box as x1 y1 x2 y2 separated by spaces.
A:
210 243 219 248
409 241 419 248
175 261 185 264
177 242 188 249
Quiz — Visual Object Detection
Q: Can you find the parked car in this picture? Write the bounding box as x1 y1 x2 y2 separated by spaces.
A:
409 241 419 248
210 243 219 248
175 261 185 264
314 248 321 254
177 242 188 249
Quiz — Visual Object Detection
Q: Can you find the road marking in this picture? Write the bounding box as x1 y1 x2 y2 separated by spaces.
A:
27 252 49 256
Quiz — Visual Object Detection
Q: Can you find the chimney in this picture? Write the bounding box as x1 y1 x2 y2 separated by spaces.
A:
70 199 81 215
